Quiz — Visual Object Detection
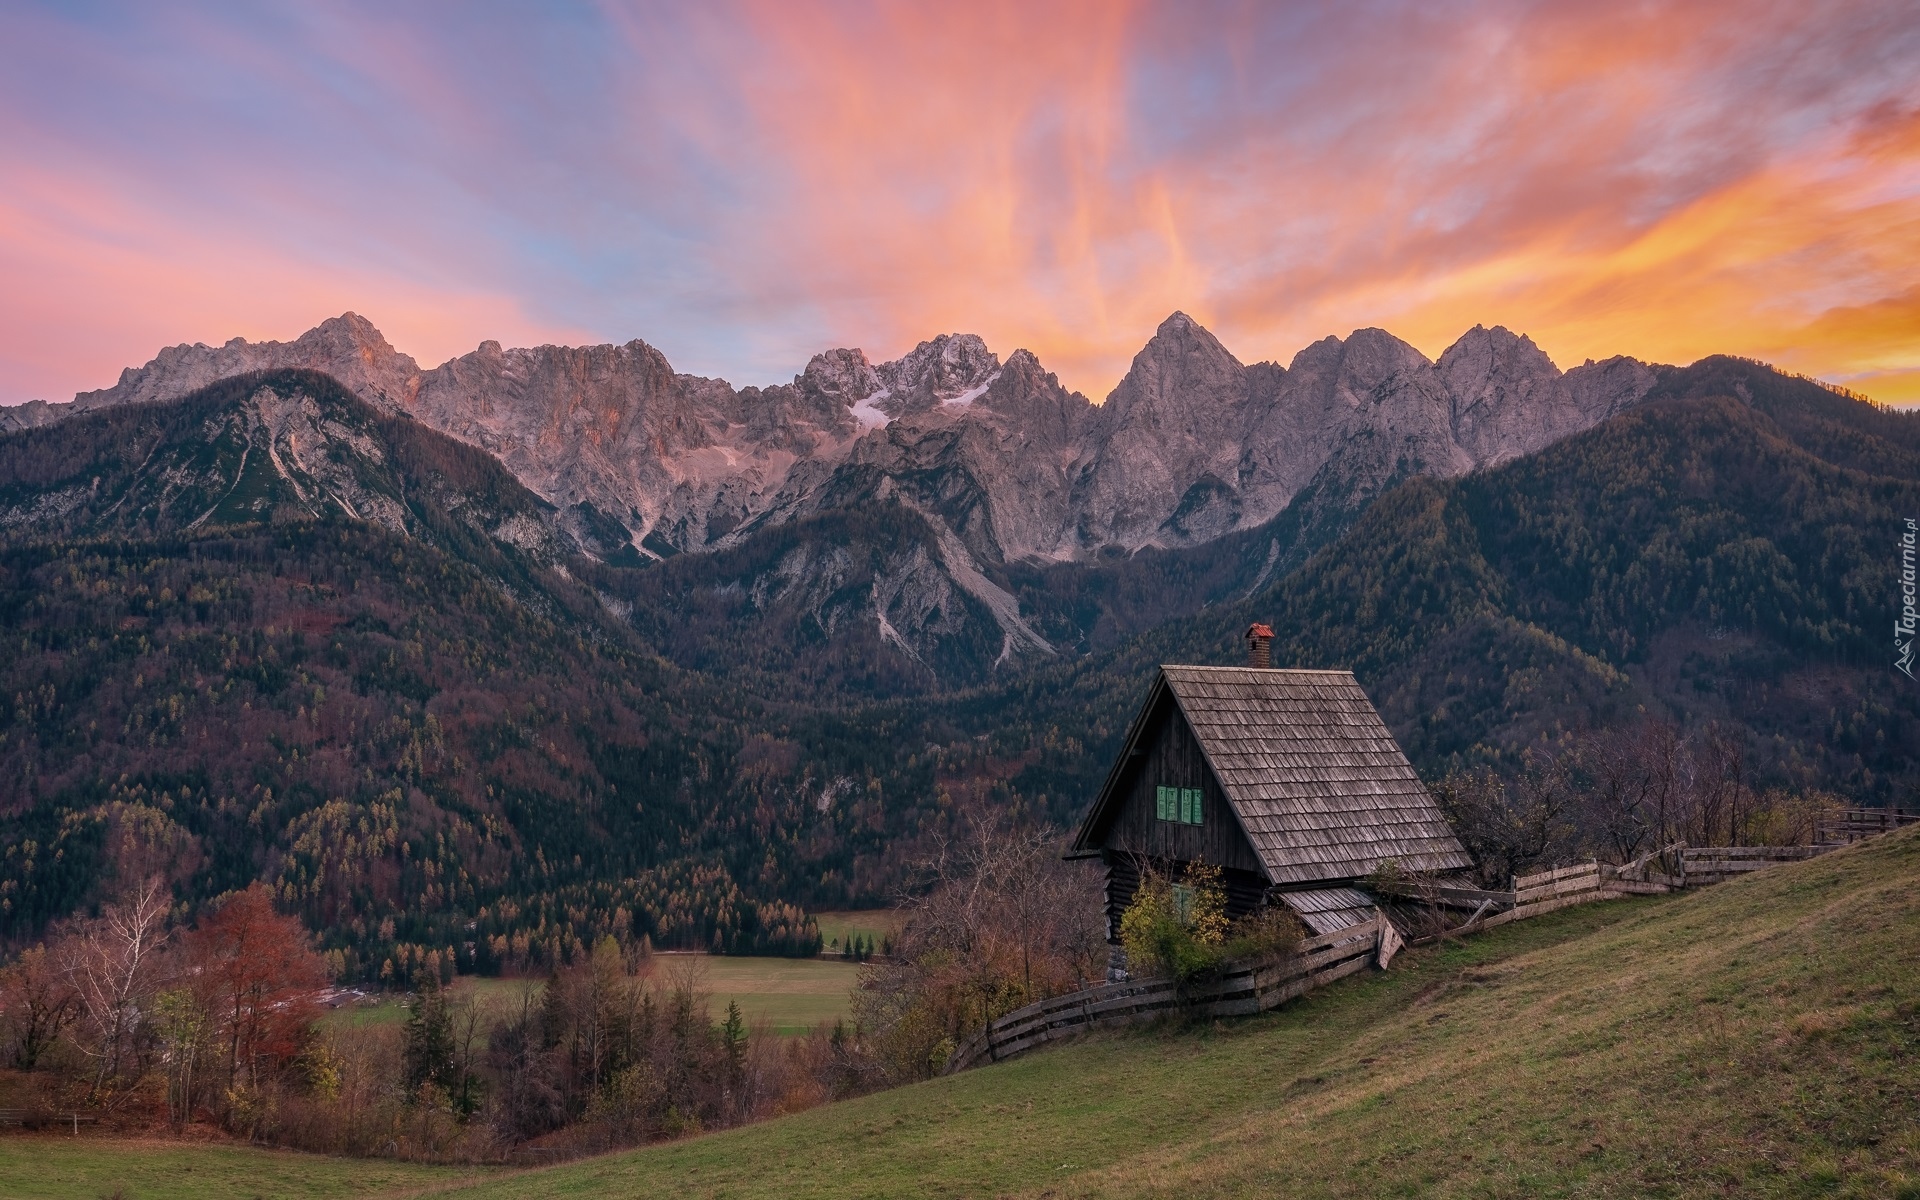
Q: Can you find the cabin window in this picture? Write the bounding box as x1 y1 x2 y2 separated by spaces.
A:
1155 785 1203 826
1171 883 1195 922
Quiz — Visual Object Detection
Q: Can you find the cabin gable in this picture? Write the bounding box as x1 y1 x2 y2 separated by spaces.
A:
1092 693 1265 876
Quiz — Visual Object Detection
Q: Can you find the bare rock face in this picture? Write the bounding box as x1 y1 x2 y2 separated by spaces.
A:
76 313 422 415
2 314 421 435
1566 354 1664 424
1439 325 1588 465
873 333 1002 417
1073 313 1251 548
14 310 1667 672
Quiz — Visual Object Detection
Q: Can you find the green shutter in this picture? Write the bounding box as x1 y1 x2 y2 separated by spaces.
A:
1186 787 1203 825
1155 785 1171 821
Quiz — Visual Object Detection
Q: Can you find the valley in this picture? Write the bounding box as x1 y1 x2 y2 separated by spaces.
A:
0 317 1914 1188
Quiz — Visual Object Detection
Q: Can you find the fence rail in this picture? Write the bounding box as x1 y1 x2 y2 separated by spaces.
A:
943 919 1384 1074
1818 808 1917 844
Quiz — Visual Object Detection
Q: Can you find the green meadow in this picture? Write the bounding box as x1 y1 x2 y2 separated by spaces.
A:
810 909 905 957
0 1138 475 1200
319 954 861 1039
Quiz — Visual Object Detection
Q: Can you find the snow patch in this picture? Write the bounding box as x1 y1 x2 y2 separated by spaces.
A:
938 370 1001 409
850 387 893 429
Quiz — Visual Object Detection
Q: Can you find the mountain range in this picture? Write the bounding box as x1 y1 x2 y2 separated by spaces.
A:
0 316 1913 978
3 313 1659 679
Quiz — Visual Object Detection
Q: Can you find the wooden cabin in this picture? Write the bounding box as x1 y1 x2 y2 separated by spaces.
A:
1067 627 1471 977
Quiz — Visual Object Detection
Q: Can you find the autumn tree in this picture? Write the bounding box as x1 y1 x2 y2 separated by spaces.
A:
181 882 331 1095
0 944 78 1070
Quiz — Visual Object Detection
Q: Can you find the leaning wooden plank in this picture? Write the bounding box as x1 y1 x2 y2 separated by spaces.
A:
1297 916 1380 955
1515 883 1605 906
1512 890 1625 918
1517 867 1604 892
1517 872 1606 896
1367 881 1517 909
1515 862 1603 888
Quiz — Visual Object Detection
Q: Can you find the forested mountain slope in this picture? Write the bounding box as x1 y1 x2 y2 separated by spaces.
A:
0 372 837 974
865 358 1920 823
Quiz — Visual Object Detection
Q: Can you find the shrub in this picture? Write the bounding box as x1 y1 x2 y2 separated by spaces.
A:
1119 863 1229 982
1121 863 1303 982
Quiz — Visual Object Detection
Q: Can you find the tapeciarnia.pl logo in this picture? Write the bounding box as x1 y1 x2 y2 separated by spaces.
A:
1900 517 1917 679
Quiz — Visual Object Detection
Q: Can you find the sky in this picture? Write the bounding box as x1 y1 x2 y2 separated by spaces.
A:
2 0 1918 406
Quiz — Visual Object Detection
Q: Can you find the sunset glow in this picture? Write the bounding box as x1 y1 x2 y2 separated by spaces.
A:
2 1 1917 404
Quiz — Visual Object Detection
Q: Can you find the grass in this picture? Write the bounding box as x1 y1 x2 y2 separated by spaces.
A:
425 825 1920 1199
0 1137 474 1200
320 976 541 1031
321 958 860 1039
810 908 904 957
26 829 1919 1198
659 954 861 1037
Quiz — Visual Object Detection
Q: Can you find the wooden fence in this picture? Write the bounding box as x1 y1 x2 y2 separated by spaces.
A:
942 918 1386 1074
1479 843 1839 928
1820 807 1918 844
943 822 1912 1075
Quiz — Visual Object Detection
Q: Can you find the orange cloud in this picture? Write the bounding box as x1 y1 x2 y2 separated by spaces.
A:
0 159 590 400
620 0 1920 404
3 2 1915 408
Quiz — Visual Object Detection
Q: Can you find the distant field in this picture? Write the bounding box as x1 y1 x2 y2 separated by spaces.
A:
655 953 861 1036
319 974 542 1032
811 908 905 957
0 1137 474 1200
321 957 859 1039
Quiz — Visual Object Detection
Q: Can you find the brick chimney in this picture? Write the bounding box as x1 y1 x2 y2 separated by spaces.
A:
1245 623 1273 669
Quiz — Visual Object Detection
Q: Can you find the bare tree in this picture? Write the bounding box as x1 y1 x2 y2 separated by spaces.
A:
1432 749 1576 887
854 813 1103 1082
59 875 172 1097
1577 726 1659 862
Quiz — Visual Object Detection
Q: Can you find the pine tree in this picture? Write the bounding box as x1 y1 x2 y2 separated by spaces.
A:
403 970 455 1098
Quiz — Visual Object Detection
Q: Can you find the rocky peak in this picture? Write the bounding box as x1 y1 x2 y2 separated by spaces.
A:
70 311 422 416
1098 312 1247 436
1565 355 1665 423
1438 325 1561 414
871 333 1001 418
800 348 883 404
1435 324 1597 465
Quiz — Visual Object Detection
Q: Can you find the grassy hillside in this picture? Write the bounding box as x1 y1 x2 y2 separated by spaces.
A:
0 1139 475 1200
426 825 1920 1199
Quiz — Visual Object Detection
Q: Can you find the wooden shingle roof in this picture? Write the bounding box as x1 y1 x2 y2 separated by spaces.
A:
1164 665 1470 883
1073 665 1472 886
